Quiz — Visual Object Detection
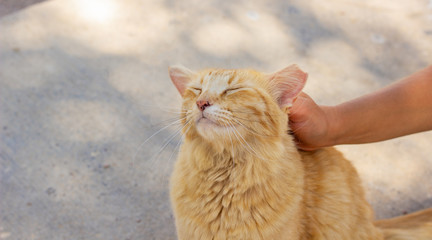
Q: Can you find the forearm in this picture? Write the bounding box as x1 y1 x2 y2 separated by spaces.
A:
327 65 432 145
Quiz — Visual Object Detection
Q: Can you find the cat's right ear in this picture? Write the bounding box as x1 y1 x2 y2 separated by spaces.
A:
267 64 308 110
169 65 195 97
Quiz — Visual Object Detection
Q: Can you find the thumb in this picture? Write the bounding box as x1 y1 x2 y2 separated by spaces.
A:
289 92 311 123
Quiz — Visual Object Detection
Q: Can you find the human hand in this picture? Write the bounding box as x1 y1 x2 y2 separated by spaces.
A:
288 93 335 151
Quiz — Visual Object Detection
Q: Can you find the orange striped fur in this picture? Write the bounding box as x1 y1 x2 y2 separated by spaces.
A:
168 65 432 240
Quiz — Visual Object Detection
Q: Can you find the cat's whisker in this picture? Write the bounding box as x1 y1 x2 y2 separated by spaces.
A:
159 132 186 185
147 119 193 168
132 117 187 165
230 109 280 117
226 120 267 161
230 117 278 138
146 115 188 128
180 118 194 137
156 120 193 185
224 123 236 161
217 112 275 138
226 121 259 159
156 108 189 112
215 109 262 124
152 115 187 129
166 123 190 164
180 111 198 136
141 106 188 115
218 121 233 150
135 102 185 111
229 116 262 123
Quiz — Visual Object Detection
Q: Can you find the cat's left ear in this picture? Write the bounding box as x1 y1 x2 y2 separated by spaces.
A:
169 65 195 96
267 64 308 109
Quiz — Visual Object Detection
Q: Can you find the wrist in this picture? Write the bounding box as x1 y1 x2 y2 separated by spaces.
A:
321 105 342 147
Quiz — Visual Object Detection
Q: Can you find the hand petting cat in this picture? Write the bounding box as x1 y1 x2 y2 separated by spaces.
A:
288 92 335 151
289 65 432 150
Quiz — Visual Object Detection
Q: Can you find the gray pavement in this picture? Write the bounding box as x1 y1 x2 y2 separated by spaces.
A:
1 0 432 239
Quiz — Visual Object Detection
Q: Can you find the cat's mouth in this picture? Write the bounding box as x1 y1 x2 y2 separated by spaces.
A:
196 112 226 129
196 110 238 132
197 115 218 126
197 115 237 130
198 117 214 124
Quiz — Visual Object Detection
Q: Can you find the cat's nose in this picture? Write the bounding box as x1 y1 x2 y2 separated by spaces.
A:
196 100 211 111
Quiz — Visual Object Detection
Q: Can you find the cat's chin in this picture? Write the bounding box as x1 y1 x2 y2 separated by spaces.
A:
197 117 215 125
196 117 232 140
196 117 220 131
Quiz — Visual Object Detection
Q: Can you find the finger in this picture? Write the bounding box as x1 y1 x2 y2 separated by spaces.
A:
291 133 318 151
289 93 309 117
294 140 318 152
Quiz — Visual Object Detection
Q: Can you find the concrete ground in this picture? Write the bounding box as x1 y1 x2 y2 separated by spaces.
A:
1 0 431 239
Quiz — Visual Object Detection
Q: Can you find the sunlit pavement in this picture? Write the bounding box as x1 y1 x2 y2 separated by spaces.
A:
1 0 432 239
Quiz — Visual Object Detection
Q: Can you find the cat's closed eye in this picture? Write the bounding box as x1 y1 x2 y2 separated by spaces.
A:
223 87 242 95
190 87 202 95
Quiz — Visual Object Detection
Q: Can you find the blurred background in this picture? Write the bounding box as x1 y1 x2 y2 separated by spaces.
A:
0 0 431 239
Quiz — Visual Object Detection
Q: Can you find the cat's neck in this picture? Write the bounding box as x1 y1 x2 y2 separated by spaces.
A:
180 133 302 197
184 133 299 173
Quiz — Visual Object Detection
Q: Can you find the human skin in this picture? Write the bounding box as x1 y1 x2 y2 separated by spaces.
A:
289 65 432 150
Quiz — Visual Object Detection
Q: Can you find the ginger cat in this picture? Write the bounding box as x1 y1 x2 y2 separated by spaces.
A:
168 65 432 240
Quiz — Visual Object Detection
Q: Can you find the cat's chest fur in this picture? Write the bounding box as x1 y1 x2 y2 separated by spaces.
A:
170 139 305 240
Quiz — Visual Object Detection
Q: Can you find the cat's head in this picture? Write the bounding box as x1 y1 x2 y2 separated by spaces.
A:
168 65 307 146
